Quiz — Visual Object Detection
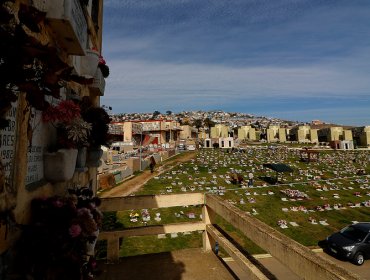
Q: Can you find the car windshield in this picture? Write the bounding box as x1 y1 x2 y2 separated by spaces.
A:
340 226 367 242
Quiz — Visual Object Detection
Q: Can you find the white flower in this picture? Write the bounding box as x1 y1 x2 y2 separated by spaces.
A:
66 118 92 146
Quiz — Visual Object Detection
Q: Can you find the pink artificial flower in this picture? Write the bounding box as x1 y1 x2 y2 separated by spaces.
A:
90 259 97 269
99 55 106 65
69 224 82 238
77 207 93 218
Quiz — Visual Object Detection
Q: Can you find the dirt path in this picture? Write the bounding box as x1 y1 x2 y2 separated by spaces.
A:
99 152 197 198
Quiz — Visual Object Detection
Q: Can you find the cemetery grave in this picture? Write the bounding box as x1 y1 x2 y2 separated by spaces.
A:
110 147 370 256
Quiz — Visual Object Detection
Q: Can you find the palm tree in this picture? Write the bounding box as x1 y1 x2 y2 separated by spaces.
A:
192 119 202 129
152 111 161 119
203 117 215 132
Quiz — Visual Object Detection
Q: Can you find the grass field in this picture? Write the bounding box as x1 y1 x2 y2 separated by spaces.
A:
102 147 370 257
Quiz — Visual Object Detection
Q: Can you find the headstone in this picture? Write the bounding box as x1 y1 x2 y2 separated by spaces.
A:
0 99 18 186
26 108 50 185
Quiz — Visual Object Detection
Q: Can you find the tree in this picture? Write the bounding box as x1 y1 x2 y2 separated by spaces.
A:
182 119 190 125
192 119 202 129
152 111 161 118
166 110 172 115
204 118 215 131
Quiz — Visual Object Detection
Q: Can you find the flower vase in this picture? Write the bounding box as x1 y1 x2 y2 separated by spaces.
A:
80 50 100 78
76 147 87 171
86 147 103 167
86 229 99 256
44 149 78 182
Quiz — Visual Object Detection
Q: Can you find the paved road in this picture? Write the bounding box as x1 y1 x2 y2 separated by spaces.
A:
224 251 370 280
317 251 370 279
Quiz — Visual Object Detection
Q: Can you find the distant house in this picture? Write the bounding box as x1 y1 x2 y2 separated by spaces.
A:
117 120 182 146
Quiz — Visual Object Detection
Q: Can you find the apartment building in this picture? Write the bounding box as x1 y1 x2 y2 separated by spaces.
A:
118 120 182 146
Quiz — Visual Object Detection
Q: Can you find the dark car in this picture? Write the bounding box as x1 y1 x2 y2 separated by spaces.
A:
326 222 370 265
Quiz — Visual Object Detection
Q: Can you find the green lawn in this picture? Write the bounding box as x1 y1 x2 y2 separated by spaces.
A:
101 147 370 257
119 232 202 257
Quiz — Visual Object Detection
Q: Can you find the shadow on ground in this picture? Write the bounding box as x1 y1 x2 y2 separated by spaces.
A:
214 224 278 280
259 176 278 185
95 248 236 280
96 252 185 280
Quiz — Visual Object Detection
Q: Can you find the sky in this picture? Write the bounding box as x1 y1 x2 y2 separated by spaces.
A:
101 0 370 126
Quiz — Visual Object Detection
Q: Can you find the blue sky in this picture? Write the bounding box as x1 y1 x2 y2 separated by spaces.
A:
101 0 370 125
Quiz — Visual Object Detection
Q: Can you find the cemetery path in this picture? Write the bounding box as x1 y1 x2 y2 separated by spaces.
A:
99 152 197 198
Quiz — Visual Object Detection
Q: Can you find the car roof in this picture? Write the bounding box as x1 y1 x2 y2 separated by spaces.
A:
352 222 370 232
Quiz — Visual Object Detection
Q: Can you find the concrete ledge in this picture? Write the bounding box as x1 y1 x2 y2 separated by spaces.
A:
206 225 269 280
253 248 323 259
99 221 205 239
205 194 361 280
100 193 205 211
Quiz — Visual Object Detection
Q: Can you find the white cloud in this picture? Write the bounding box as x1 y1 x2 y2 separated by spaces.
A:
105 58 370 101
101 0 370 125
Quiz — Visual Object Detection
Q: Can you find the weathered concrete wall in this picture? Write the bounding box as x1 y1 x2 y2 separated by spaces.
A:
98 173 116 190
99 166 134 189
98 192 361 279
0 0 105 255
120 166 133 180
206 225 268 280
310 129 318 143
100 220 205 262
160 151 169 161
99 193 205 262
100 221 205 240
141 158 149 170
167 149 176 157
100 193 204 212
205 194 360 280
151 153 161 164
278 128 286 142
125 157 140 172
1 95 65 251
